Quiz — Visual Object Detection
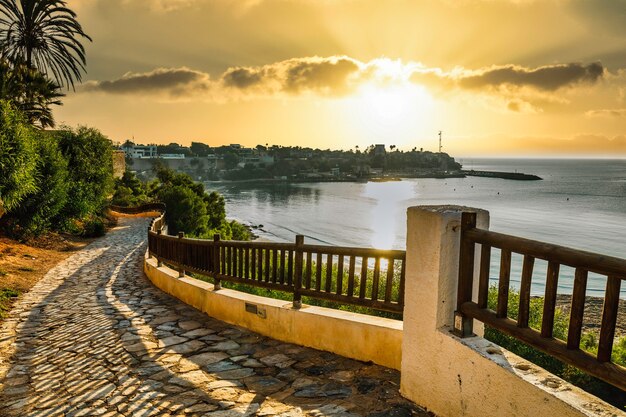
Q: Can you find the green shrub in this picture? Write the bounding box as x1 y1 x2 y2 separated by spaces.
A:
82 215 106 237
56 126 113 220
0 288 20 318
158 185 208 236
229 220 251 241
0 100 38 216
8 134 69 237
112 171 151 207
485 285 626 408
150 166 250 241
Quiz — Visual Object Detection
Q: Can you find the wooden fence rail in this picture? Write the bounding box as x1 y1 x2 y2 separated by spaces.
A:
147 213 405 314
456 212 626 391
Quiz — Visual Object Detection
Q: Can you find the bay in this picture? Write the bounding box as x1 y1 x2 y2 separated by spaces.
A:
209 158 626 297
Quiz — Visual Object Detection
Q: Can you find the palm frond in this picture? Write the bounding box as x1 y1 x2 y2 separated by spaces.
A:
0 0 91 89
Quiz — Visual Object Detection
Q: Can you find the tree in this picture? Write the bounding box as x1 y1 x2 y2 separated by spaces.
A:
0 0 92 89
112 171 150 207
223 152 239 169
158 185 208 236
190 141 211 157
0 100 37 217
0 59 63 127
56 126 113 220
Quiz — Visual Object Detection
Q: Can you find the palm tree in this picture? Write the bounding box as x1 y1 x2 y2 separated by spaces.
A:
0 0 91 89
0 59 63 127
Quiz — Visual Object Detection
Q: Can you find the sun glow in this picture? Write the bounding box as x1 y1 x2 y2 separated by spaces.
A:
344 81 435 147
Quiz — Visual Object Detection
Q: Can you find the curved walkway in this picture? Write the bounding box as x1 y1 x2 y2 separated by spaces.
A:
0 217 430 417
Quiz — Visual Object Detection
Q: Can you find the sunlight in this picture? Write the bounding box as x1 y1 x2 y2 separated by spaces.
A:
345 82 434 146
362 181 415 249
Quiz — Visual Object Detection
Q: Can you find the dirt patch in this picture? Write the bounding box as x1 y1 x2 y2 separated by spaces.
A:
556 294 626 337
0 233 94 318
0 211 157 319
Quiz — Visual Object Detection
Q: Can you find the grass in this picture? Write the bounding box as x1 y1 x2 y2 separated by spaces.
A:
484 285 626 409
189 252 404 320
0 288 20 318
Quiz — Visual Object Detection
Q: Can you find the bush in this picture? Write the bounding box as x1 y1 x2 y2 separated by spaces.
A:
82 216 106 237
8 134 69 237
112 171 151 207
485 286 626 408
56 126 114 220
230 220 251 241
0 100 38 216
150 166 250 241
158 185 208 236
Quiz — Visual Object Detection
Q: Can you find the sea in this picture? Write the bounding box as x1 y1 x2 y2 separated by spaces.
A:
208 159 626 298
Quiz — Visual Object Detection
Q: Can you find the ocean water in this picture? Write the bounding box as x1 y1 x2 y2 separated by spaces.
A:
210 159 626 297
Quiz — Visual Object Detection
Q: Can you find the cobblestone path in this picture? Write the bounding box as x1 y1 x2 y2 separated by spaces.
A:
0 217 430 417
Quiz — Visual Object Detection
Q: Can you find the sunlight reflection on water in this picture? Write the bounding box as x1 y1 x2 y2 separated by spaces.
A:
362 181 415 249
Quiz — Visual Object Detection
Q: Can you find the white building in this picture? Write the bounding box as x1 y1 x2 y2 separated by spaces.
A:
121 144 158 159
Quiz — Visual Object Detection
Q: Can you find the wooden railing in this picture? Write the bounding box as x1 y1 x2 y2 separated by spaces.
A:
148 219 405 314
456 212 626 391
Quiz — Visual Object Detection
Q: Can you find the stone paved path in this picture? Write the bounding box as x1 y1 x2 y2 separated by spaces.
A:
0 217 431 417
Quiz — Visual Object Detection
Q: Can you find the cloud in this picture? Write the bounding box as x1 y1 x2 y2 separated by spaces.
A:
82 57 611 113
82 67 211 96
410 62 605 92
84 56 364 99
457 62 604 91
585 108 626 117
222 56 361 96
507 99 542 113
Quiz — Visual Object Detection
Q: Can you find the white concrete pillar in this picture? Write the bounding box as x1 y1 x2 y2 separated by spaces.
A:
401 205 489 415
402 205 489 332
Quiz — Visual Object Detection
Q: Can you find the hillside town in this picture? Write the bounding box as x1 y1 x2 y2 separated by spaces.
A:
119 140 463 182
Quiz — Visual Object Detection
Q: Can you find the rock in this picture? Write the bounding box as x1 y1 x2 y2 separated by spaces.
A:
216 368 255 380
355 377 378 394
187 352 229 367
294 382 352 399
259 354 295 369
241 358 264 368
243 376 288 396
209 341 240 351
178 321 202 331
181 328 215 338
205 361 240 373
158 336 188 348
203 404 260 417
207 380 242 390
367 406 414 417
163 340 205 354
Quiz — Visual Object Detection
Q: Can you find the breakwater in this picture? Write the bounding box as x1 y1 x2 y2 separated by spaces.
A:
463 169 542 180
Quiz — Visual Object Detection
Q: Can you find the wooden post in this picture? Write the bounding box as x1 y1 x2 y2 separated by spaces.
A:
293 235 304 309
455 211 477 338
157 229 163 267
178 232 185 278
213 234 221 290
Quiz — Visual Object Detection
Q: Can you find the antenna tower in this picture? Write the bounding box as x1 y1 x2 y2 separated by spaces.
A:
438 131 442 153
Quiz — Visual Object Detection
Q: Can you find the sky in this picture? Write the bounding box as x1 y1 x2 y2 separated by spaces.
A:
54 0 626 156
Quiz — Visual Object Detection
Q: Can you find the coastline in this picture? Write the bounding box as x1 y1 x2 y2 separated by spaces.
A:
207 169 542 185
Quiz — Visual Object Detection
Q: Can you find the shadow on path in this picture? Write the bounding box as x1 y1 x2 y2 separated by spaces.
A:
0 217 430 417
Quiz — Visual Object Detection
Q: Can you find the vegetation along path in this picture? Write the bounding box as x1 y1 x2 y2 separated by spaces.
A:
0 216 430 417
